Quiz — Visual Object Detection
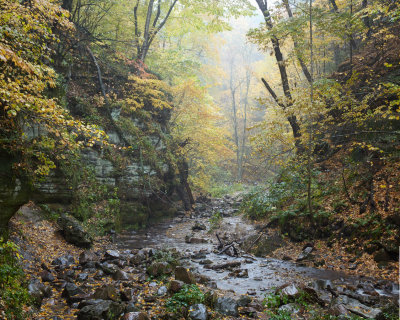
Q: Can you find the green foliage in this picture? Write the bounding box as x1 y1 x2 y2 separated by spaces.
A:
0 239 31 319
208 211 222 233
153 249 180 267
208 183 246 198
165 284 205 313
263 291 288 310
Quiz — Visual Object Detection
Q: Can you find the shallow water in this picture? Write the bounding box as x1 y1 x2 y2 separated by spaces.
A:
116 214 380 297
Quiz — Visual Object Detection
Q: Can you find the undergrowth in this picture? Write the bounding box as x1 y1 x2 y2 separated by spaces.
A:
0 239 31 319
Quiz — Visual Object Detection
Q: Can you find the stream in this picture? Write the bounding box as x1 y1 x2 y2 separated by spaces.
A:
115 201 399 300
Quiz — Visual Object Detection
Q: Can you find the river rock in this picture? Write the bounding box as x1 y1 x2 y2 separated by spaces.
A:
168 280 185 293
58 213 93 248
123 312 149 320
113 270 130 281
280 284 300 299
105 250 120 260
189 304 208 320
100 262 119 275
157 286 168 296
79 251 98 265
336 295 382 319
77 300 123 320
175 266 196 284
28 279 52 306
52 255 75 268
62 282 85 301
92 285 119 301
215 297 239 317
297 246 314 261
40 270 55 282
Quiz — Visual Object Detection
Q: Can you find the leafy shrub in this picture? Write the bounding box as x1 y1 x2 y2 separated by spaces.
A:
0 239 31 319
208 211 222 232
165 284 204 313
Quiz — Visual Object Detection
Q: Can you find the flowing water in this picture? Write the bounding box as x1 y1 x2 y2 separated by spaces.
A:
115 213 400 298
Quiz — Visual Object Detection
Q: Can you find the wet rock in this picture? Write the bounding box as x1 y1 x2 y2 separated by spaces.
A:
147 261 172 277
77 273 89 282
79 251 98 265
52 255 75 268
228 269 248 278
100 262 119 275
336 295 382 319
78 299 104 309
215 297 239 317
194 273 212 284
58 213 93 248
157 286 168 296
278 303 300 314
191 252 207 260
185 236 208 244
62 283 84 301
348 263 358 270
120 288 136 302
40 271 55 282
297 246 314 261
175 266 196 284
237 295 252 307
168 280 185 293
105 250 120 260
123 312 149 320
280 284 300 299
28 279 52 307
189 304 208 320
77 300 123 320
329 303 351 317
113 270 130 281
130 252 147 265
192 222 207 232
199 259 213 265
92 285 119 301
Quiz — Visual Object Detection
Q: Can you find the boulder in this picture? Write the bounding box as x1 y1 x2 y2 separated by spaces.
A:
105 250 120 260
62 283 85 303
280 284 300 299
92 285 119 302
215 297 238 317
58 213 93 248
336 295 382 319
79 251 98 265
168 280 185 293
77 300 123 320
40 271 55 282
189 304 208 320
175 266 196 284
28 279 52 307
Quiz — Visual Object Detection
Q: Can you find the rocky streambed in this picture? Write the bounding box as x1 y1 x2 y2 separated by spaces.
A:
7 198 399 319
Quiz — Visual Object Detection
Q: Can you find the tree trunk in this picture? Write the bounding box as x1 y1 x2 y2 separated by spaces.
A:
255 0 302 145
